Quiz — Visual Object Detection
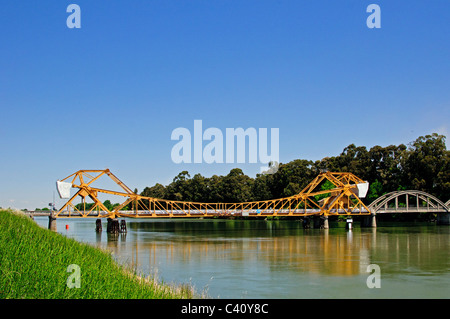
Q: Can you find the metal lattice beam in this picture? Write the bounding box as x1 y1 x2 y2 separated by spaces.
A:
55 169 372 218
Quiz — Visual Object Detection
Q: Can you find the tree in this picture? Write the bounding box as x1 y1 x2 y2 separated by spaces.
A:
141 183 167 199
282 182 301 197
74 202 95 211
337 144 371 180
314 180 335 202
252 173 273 201
166 171 192 201
103 200 113 211
206 175 224 202
402 133 448 197
367 144 406 193
270 159 315 198
137 133 448 205
190 174 208 202
435 151 450 200
221 168 254 203
367 179 383 202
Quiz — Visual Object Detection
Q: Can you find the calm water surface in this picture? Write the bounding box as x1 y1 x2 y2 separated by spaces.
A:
35 218 450 299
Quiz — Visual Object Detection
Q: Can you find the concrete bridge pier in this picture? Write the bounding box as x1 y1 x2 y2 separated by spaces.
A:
437 212 450 225
323 215 329 229
106 218 127 233
311 215 329 229
95 219 102 232
313 215 322 228
48 214 57 231
362 213 377 228
120 219 127 233
345 218 353 230
302 217 311 229
107 218 119 234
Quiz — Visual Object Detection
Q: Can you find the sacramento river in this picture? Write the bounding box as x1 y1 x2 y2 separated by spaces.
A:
34 218 450 298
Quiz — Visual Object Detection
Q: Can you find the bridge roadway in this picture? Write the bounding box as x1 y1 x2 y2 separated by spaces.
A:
26 208 370 218
24 186 450 230
26 206 450 233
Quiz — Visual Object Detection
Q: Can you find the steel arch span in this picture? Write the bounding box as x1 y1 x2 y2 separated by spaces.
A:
368 190 450 214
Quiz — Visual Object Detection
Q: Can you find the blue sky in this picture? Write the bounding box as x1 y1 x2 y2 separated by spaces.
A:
0 0 449 210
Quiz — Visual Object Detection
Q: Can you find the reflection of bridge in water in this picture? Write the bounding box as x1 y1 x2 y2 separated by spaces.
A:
27 169 450 231
100 222 448 279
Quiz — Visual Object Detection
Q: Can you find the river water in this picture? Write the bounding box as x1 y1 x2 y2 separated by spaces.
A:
34 217 450 299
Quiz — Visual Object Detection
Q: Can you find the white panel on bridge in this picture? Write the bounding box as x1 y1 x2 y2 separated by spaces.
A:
56 181 72 199
356 182 369 198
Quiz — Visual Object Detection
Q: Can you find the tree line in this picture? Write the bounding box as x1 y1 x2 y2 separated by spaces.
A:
141 133 449 203
28 133 449 212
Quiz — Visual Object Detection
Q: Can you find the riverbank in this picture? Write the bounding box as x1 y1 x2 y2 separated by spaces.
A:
0 209 197 299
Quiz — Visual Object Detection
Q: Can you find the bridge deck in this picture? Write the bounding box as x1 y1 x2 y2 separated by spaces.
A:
376 208 448 213
27 208 372 218
26 207 449 218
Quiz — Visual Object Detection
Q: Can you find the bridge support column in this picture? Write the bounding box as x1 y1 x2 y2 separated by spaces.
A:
48 214 57 232
302 217 311 229
313 215 321 228
311 215 329 229
370 212 377 228
362 213 377 228
323 215 329 229
106 218 127 233
345 218 353 230
120 220 127 233
95 219 102 232
437 212 450 225
107 218 119 234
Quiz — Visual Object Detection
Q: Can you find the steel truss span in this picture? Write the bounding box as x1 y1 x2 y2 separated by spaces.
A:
55 169 372 219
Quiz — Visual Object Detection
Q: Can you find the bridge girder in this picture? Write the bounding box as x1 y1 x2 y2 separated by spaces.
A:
54 170 371 218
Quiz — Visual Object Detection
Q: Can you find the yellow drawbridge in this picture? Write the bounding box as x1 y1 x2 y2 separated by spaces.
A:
54 169 371 219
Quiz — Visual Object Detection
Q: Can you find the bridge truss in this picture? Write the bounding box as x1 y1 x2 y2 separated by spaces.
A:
54 169 371 219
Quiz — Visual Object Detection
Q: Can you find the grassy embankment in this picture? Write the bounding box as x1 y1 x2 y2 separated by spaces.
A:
0 209 196 299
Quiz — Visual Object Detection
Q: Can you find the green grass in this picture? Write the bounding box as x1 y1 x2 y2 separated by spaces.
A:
0 209 195 299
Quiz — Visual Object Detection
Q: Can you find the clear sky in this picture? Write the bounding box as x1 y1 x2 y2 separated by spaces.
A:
0 0 449 210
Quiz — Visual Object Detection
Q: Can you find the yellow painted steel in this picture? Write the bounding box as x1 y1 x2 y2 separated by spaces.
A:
55 169 371 218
